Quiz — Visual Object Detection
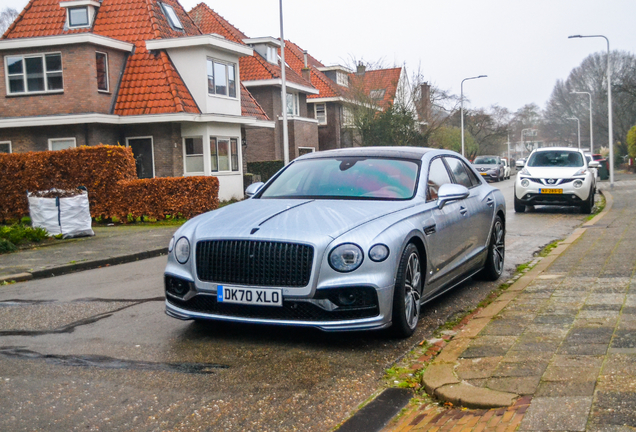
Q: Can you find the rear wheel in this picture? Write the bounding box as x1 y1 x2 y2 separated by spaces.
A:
476 215 505 281
580 187 594 214
390 243 422 338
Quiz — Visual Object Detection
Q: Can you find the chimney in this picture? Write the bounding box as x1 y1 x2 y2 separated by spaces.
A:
418 82 431 122
301 50 311 82
356 62 366 76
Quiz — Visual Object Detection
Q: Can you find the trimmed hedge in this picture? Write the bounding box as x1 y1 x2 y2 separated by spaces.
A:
246 160 285 182
0 145 218 222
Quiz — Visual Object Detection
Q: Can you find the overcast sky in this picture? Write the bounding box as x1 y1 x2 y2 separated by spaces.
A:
3 0 635 113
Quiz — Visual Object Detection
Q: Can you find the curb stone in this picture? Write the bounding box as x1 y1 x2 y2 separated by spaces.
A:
419 189 614 409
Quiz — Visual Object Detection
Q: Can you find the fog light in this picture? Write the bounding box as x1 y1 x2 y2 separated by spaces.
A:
369 244 389 262
573 180 583 188
165 275 192 298
521 179 530 188
338 291 358 306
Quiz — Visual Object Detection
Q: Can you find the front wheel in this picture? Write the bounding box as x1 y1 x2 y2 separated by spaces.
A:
476 215 505 281
580 188 594 214
514 196 526 213
390 243 422 338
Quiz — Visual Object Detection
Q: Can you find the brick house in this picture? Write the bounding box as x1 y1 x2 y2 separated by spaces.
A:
0 0 273 200
189 3 320 162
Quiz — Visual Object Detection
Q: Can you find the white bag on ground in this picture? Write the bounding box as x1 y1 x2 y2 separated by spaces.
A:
28 189 95 238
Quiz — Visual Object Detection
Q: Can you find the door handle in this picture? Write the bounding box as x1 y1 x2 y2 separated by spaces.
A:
486 197 494 207
459 206 468 216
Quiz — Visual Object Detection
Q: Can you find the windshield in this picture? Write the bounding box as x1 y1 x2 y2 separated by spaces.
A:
473 156 498 165
260 157 420 200
527 151 584 168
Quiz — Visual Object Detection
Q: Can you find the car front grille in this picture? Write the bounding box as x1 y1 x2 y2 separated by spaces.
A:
167 292 380 322
196 240 314 287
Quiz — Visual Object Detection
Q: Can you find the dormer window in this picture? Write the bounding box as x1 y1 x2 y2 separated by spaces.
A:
60 1 100 28
243 38 281 65
336 72 348 87
370 89 386 101
160 2 183 30
68 7 89 27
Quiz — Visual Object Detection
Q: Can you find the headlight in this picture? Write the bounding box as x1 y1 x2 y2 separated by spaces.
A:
369 244 390 262
573 169 588 176
488 169 497 174
329 243 364 272
168 236 175 252
520 179 530 188
174 237 191 264
520 168 530 176
573 180 583 188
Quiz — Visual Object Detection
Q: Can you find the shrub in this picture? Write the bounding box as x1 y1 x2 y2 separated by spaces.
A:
246 160 284 182
0 239 17 254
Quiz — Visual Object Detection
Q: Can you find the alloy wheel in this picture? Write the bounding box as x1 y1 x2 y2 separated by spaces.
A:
403 252 421 329
492 220 505 274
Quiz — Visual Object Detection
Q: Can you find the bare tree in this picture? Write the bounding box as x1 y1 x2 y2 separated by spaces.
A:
0 7 18 36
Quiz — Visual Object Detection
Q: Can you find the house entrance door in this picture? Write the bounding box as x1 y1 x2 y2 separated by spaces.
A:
127 137 154 179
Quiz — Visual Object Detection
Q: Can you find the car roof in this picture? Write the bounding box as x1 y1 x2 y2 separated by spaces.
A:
533 147 583 153
297 146 434 161
474 155 500 158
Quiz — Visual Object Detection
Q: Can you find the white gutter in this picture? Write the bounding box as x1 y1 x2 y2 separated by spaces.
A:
146 35 253 56
0 33 134 52
242 78 319 95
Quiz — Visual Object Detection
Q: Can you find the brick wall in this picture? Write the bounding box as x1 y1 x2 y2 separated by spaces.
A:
0 43 127 117
245 127 276 163
121 123 183 178
318 102 342 151
287 119 318 159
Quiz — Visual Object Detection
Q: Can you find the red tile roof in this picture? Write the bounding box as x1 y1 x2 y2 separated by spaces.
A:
349 67 402 109
4 0 266 119
189 4 314 89
240 83 269 120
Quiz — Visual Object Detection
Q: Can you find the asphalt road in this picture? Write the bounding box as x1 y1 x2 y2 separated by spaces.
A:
0 174 595 432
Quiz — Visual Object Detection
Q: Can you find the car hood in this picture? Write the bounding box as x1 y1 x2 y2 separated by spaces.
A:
192 198 417 242
473 164 499 171
522 166 585 178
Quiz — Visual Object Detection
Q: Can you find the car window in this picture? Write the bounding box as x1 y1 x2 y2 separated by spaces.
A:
426 157 452 201
444 157 474 189
527 151 583 168
260 157 420 200
473 156 498 165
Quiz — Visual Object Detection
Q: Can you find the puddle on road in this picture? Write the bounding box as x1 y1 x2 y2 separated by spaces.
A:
0 346 229 374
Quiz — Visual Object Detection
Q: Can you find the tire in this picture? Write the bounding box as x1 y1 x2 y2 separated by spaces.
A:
390 243 422 338
476 215 505 281
514 196 526 213
580 187 594 214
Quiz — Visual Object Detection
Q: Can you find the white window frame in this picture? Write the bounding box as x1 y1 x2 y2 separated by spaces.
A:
67 6 90 28
336 72 348 87
48 137 76 151
159 2 183 30
342 106 354 127
314 103 327 125
207 58 237 99
210 136 240 173
0 141 11 154
286 92 300 117
182 136 204 175
126 136 155 179
95 51 109 92
5 52 64 95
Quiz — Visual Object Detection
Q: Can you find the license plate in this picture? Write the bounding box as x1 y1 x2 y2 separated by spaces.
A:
217 286 282 307
480 173 488 176
539 188 563 194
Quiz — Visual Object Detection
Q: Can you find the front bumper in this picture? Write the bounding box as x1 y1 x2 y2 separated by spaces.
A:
515 177 592 206
477 171 499 181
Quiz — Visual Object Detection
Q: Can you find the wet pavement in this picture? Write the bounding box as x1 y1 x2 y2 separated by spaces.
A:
385 174 636 431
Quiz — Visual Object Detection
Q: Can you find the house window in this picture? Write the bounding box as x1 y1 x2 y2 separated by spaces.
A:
370 89 385 100
160 2 183 30
183 137 204 173
0 141 11 153
315 103 327 125
96 52 108 92
299 147 315 156
6 53 63 94
342 106 354 127
336 72 348 87
68 7 89 27
286 92 299 116
210 137 239 172
207 59 237 98
48 138 76 151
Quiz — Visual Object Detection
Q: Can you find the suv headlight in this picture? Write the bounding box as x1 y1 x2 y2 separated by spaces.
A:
174 237 191 264
329 243 364 272
573 168 588 176
369 244 390 262
520 179 530 188
573 180 583 188
520 168 530 176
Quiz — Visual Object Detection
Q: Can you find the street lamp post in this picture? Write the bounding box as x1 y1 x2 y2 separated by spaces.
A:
571 91 593 154
569 34 613 187
460 75 487 157
279 0 290 165
520 128 532 157
567 117 581 149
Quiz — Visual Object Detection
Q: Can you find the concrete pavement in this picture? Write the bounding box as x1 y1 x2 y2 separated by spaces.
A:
384 174 636 431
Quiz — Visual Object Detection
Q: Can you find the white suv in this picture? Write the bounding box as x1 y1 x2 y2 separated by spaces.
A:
514 147 598 214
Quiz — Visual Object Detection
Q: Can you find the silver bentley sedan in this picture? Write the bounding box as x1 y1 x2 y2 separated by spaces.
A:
164 147 506 337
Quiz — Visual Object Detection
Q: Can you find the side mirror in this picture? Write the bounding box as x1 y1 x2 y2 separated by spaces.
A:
588 161 600 168
438 184 470 209
245 182 265 198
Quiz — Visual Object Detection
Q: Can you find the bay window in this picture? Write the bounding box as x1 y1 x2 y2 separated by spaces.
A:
210 137 239 173
183 137 204 173
207 59 236 98
6 53 63 94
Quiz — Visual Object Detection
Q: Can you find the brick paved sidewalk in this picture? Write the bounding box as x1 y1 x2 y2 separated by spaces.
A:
384 177 636 431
